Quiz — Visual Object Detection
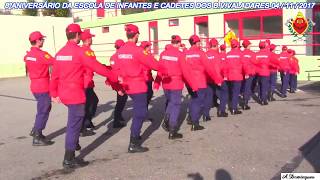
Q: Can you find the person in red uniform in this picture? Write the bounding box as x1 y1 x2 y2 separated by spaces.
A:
225 39 243 115
112 24 166 153
79 29 98 136
205 38 224 119
278 45 291 98
255 41 272 105
288 49 300 93
185 35 223 130
241 40 256 110
154 35 198 139
139 41 155 121
109 39 127 128
215 44 229 117
50 23 118 169
268 44 280 101
24 31 55 146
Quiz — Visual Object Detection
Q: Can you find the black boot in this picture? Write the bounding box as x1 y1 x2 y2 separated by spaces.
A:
113 120 126 128
186 114 192 125
230 109 242 115
76 143 81 151
191 123 205 131
32 132 54 146
85 121 95 130
202 115 211 122
161 114 169 132
29 128 35 137
242 104 251 110
270 92 276 101
62 150 89 169
217 111 228 117
261 100 268 105
168 128 183 140
80 128 95 137
128 136 149 153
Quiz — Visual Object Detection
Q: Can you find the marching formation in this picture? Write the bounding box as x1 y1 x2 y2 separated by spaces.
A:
24 23 300 169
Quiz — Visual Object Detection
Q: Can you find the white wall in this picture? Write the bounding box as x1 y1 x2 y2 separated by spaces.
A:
0 15 73 77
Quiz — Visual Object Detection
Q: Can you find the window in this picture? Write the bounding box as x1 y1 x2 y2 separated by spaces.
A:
224 9 283 40
263 16 283 36
243 17 261 38
169 19 179 26
225 19 239 37
102 26 109 33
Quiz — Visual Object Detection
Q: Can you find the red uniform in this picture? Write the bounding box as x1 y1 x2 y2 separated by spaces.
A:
269 51 280 72
185 46 223 88
154 45 198 91
225 48 243 81
24 47 55 93
113 41 163 94
289 56 300 75
278 51 291 73
255 49 272 77
82 45 95 88
219 52 228 79
141 49 155 82
206 49 224 84
50 41 117 104
241 49 256 76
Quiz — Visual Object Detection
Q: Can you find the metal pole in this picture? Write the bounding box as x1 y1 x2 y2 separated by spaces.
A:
52 25 57 54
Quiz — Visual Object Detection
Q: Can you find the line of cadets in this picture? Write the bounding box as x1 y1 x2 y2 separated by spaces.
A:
24 23 300 170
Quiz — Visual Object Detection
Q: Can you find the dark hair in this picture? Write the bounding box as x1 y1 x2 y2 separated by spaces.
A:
210 44 218 48
30 40 37 45
189 38 197 46
66 32 79 40
171 35 180 44
126 32 136 39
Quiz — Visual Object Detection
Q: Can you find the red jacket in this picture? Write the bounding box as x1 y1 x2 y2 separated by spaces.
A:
278 51 291 73
255 49 271 77
219 52 228 79
269 52 280 72
50 40 117 105
24 47 54 93
112 41 163 94
82 45 95 89
154 45 198 91
241 49 256 76
185 46 223 89
289 56 300 74
141 49 155 82
225 48 243 81
206 49 224 84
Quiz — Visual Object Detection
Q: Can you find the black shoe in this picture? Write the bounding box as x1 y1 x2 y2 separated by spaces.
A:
191 124 205 131
62 150 89 169
202 115 211 122
168 131 183 140
261 101 268 105
217 111 228 117
80 129 95 137
270 93 276 101
85 122 95 130
32 133 54 146
76 144 81 151
161 114 169 132
186 115 192 125
280 94 287 98
113 121 126 128
242 104 251 110
119 117 126 122
29 128 35 137
230 109 242 115
128 137 149 153
289 89 295 93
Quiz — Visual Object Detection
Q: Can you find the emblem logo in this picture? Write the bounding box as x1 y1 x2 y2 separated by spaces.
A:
286 12 315 42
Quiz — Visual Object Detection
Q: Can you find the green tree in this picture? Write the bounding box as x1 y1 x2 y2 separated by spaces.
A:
22 0 38 16
42 0 70 17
